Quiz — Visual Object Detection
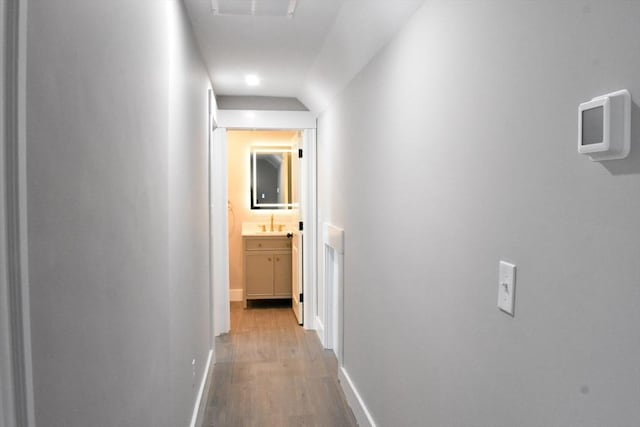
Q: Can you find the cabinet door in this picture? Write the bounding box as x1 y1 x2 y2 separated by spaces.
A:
245 253 274 297
273 252 292 297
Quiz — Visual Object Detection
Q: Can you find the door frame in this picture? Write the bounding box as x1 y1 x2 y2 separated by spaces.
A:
212 110 317 331
211 126 230 336
1 0 36 426
207 89 218 344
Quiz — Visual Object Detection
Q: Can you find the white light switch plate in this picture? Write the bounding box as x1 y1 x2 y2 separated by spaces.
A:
498 261 516 316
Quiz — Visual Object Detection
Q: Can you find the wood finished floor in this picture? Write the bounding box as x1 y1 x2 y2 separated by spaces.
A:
203 301 358 427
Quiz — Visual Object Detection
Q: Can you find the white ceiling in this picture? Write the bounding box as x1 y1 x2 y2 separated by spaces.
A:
184 0 425 113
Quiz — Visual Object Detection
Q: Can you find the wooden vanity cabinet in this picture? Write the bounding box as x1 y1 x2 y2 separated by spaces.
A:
243 236 292 308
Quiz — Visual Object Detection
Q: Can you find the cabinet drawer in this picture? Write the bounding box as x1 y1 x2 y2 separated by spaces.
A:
245 238 291 251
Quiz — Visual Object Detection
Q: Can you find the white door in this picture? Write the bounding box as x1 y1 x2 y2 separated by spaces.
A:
291 231 303 324
291 132 303 324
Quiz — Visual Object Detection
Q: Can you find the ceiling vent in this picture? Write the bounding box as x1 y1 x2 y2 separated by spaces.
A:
211 0 298 17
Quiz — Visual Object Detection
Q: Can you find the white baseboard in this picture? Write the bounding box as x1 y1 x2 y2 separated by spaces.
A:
190 349 213 427
338 366 377 427
315 316 325 348
229 289 243 302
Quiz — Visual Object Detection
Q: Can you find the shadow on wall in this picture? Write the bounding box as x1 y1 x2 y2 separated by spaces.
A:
603 101 640 176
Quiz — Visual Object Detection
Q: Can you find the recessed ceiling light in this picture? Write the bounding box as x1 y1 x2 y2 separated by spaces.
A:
245 75 261 86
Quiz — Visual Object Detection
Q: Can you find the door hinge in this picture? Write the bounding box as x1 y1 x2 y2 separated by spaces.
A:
299 293 304 303
298 221 303 231
298 148 303 158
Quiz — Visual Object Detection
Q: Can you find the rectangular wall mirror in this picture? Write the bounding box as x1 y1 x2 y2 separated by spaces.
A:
250 145 297 209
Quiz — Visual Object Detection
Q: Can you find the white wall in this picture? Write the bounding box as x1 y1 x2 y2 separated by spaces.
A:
167 2 213 425
217 96 308 111
25 1 212 426
317 1 640 426
0 1 10 424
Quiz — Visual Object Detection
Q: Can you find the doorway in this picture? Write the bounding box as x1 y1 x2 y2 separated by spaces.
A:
210 110 317 337
226 130 303 324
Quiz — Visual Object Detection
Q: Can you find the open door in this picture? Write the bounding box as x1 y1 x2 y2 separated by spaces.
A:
291 133 303 325
291 231 303 324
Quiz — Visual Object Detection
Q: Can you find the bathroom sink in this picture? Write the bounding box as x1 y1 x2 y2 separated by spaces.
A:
242 230 291 237
241 222 292 236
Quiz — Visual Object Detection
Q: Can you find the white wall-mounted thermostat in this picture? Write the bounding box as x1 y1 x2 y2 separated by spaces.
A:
578 89 631 161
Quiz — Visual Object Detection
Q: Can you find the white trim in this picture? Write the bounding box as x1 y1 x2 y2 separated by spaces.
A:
0 1 13 424
212 128 231 336
338 367 377 427
314 316 325 347
211 114 318 337
323 223 344 254
1 1 35 426
207 88 215 350
217 110 316 130
210 93 219 129
0 0 15 415
189 349 214 427
17 0 34 420
323 223 344 362
301 129 317 330
229 288 243 302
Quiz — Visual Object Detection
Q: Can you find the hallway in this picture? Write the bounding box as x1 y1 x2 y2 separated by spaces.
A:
203 302 356 426
5 1 640 426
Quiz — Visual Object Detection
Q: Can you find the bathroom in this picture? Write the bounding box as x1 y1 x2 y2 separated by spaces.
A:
226 129 303 323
